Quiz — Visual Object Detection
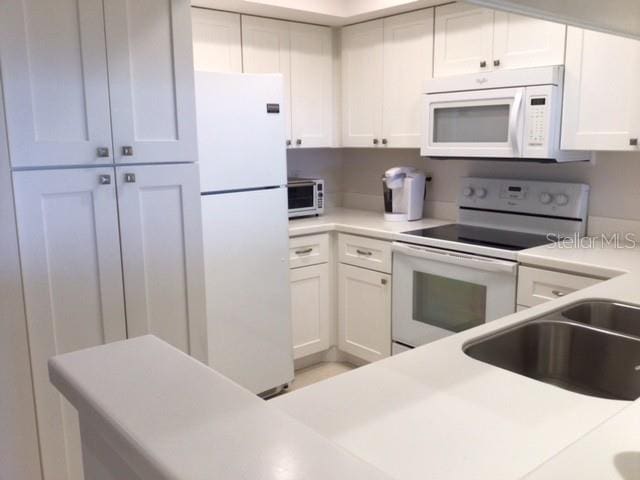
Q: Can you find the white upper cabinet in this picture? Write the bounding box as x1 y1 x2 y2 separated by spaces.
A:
242 16 334 148
343 11 433 149
0 0 113 167
434 3 566 77
382 9 434 148
0 0 198 168
434 4 494 78
116 163 207 362
241 16 293 142
342 20 384 148
191 8 242 73
13 167 127 480
492 11 566 70
562 27 640 151
104 0 197 164
290 23 334 148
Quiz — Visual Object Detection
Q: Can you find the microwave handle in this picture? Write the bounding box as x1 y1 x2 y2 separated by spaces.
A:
509 90 524 156
392 242 517 275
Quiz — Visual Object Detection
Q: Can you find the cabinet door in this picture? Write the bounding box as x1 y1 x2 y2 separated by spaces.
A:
116 164 207 362
0 0 113 167
290 264 331 359
434 3 494 77
13 168 126 480
562 27 640 151
290 23 334 148
191 8 242 73
242 16 293 143
382 9 434 148
104 0 198 164
342 20 384 147
492 12 566 70
338 264 391 363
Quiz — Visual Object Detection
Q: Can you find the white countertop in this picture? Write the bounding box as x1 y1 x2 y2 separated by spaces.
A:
288 208 448 239
276 210 640 479
51 209 640 479
49 336 393 480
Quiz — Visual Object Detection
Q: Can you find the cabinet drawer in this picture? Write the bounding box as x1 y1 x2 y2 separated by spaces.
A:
517 266 602 307
338 234 392 274
289 234 329 268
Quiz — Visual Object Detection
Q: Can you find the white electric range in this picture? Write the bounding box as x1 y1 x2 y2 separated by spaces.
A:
392 177 590 353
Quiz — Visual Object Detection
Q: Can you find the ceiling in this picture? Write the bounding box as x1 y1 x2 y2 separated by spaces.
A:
192 0 640 39
190 0 445 26
457 0 640 39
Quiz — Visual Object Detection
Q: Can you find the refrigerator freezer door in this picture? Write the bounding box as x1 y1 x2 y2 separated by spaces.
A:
201 187 293 394
195 72 287 192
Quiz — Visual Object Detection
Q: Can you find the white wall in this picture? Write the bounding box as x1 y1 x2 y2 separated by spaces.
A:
289 147 640 232
0 71 42 480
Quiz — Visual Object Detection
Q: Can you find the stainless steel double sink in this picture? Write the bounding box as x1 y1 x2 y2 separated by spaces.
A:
464 301 640 401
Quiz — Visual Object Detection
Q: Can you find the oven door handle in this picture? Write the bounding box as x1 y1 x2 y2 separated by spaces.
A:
392 242 517 274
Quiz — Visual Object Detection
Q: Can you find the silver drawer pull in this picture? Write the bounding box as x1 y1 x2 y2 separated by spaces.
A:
356 249 373 256
552 290 567 297
295 248 313 255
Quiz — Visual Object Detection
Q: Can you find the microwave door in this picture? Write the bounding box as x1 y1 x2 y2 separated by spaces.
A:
422 87 525 158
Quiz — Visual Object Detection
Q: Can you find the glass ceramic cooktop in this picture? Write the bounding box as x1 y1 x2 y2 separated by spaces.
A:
402 224 553 251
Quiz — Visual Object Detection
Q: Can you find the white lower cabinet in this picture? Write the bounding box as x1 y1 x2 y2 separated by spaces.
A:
338 263 392 363
13 167 127 480
116 164 207 361
290 263 331 359
517 265 603 308
12 163 205 480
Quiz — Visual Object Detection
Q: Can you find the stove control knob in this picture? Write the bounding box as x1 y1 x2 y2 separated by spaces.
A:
539 193 553 205
555 194 570 206
475 187 487 199
463 187 475 197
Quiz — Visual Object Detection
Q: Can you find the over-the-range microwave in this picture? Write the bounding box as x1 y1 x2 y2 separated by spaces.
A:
287 178 324 218
421 65 590 162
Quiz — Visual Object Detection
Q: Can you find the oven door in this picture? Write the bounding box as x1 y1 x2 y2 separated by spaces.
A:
287 182 317 217
422 87 525 158
392 242 517 347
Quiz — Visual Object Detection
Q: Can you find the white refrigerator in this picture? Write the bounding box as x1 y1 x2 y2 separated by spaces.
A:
195 72 294 395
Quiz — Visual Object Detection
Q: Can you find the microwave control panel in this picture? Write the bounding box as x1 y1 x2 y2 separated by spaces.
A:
527 96 548 146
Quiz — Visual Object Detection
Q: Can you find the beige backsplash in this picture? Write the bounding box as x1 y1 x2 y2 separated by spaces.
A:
288 148 640 235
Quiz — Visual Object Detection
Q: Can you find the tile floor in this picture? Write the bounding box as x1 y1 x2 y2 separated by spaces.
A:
288 362 356 392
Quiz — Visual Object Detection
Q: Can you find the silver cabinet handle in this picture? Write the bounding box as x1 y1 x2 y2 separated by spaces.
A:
480 60 487 68
296 139 302 146
122 146 134 156
630 138 638 146
381 278 388 285
98 174 111 185
286 140 292 147
493 59 501 67
551 290 567 297
373 138 379 145
124 173 136 183
295 248 313 255
356 249 372 256
97 147 110 158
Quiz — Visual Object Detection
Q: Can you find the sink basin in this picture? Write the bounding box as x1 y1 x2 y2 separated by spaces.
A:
464 318 640 401
560 301 640 338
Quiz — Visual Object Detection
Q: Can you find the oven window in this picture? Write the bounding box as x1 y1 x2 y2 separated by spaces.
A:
433 105 510 143
412 271 486 332
288 185 314 210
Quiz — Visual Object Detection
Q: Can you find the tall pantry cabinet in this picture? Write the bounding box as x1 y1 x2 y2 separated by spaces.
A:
0 1 206 480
